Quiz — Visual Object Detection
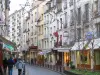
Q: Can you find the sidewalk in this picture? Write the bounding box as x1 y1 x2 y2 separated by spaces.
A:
12 67 29 75
13 67 18 75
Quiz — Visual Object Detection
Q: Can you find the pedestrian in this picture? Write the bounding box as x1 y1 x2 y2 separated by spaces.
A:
7 55 15 75
0 40 4 75
3 57 8 75
16 58 24 75
14 57 17 67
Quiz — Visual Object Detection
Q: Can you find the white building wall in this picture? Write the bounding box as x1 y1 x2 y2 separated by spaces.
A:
8 8 25 51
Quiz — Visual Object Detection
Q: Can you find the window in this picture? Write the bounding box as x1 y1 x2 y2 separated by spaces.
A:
70 0 73 6
42 25 43 34
54 26 56 32
77 28 81 40
47 15 49 24
57 20 59 30
31 14 33 23
57 0 62 12
44 16 46 24
64 0 67 9
35 12 37 21
60 18 62 29
65 12 67 25
64 12 67 28
78 7 81 24
98 0 100 14
70 9 74 26
50 41 52 47
45 28 46 35
85 3 89 22
96 23 100 37
45 41 46 48
31 38 33 44
41 14 43 20
51 27 52 34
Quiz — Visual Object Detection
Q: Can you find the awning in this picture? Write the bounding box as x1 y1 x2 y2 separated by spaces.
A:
88 38 100 49
38 50 51 55
53 48 70 52
0 35 16 49
3 44 14 51
71 38 100 51
71 41 89 51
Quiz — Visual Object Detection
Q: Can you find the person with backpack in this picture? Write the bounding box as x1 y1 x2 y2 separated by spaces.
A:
16 58 24 75
7 55 15 75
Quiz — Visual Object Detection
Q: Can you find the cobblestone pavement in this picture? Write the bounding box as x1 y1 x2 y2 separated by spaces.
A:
13 64 62 75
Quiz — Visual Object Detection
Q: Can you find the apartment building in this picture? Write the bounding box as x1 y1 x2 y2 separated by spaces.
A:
8 8 25 51
23 0 100 70
0 0 10 37
43 0 100 70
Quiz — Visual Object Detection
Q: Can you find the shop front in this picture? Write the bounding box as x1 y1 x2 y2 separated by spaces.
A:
53 48 70 72
72 38 100 71
76 50 91 70
94 50 100 70
38 49 52 66
28 45 38 64
64 52 71 70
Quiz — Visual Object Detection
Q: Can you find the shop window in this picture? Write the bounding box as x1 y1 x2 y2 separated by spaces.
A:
95 51 100 65
77 50 90 64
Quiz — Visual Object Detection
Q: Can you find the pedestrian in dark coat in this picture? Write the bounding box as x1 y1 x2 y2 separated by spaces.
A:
3 57 8 75
7 56 15 75
0 41 4 75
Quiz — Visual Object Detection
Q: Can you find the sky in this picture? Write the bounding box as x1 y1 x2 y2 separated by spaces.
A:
10 0 31 14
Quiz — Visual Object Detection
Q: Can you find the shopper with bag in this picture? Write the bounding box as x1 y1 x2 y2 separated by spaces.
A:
0 40 4 75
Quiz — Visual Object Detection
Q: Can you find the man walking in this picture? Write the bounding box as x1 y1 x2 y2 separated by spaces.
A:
16 58 24 75
0 40 4 75
7 55 15 75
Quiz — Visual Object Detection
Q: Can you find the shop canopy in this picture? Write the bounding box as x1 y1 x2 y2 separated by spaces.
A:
0 35 16 49
53 48 70 52
71 38 100 51
38 49 51 55
3 44 14 51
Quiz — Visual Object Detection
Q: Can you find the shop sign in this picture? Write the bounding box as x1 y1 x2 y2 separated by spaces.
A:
85 32 93 40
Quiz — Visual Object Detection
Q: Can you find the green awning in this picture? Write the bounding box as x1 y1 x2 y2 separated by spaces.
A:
0 35 16 49
3 44 14 51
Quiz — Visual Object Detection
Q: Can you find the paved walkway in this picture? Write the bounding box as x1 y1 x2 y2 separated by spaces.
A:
12 64 62 75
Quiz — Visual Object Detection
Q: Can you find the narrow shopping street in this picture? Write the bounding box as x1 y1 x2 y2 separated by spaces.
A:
13 64 62 75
